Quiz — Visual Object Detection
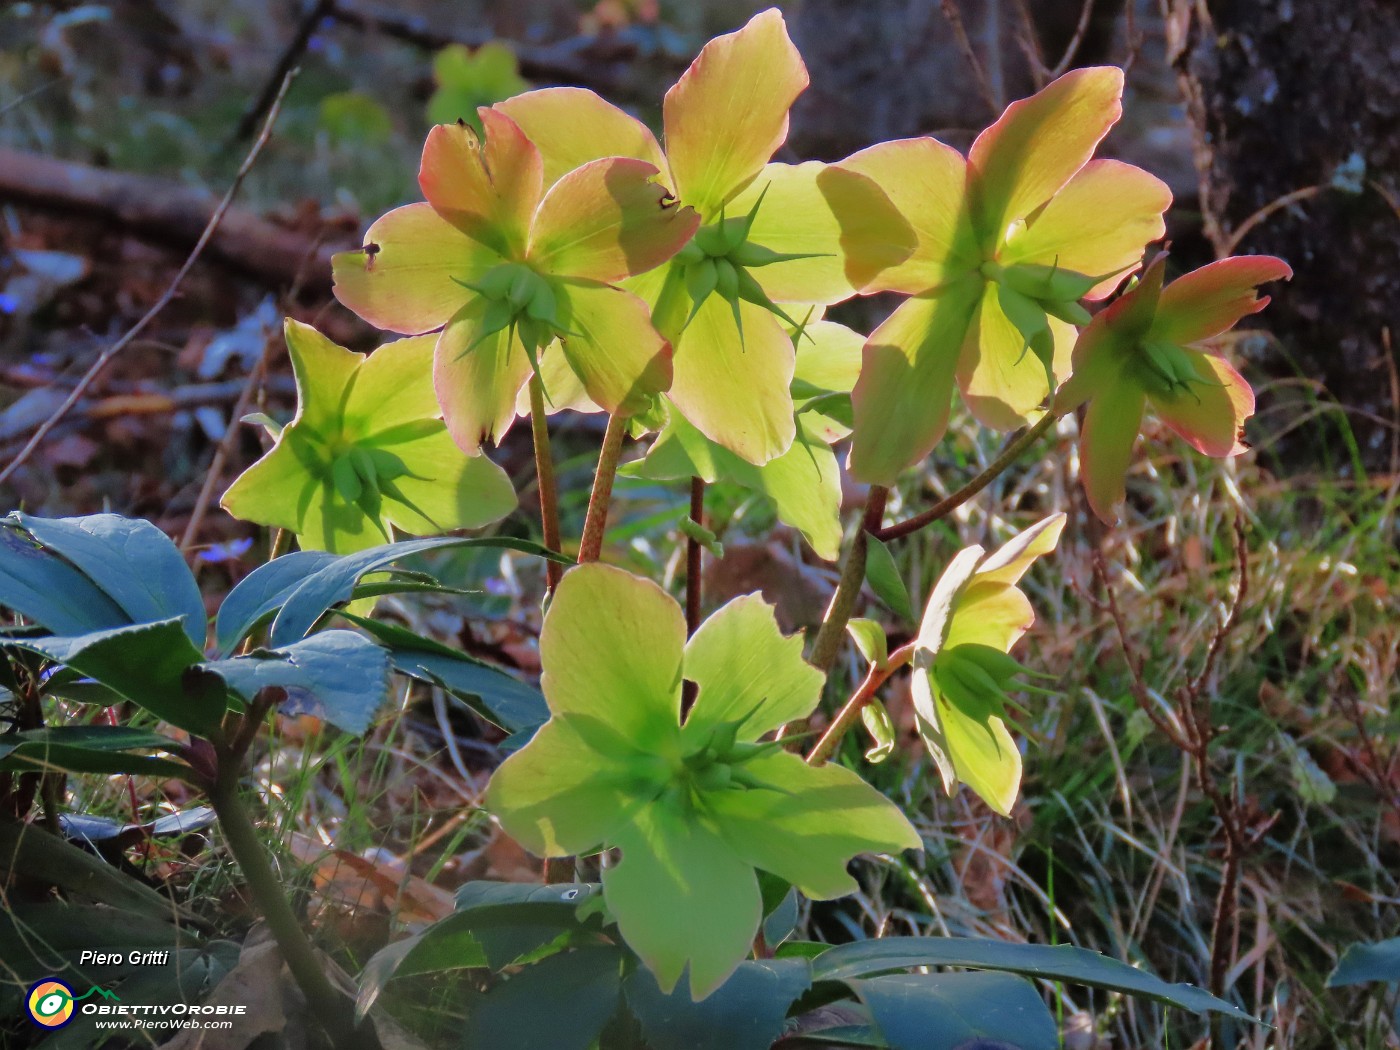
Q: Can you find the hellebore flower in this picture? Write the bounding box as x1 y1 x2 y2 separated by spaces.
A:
222 320 516 553
622 314 864 560
910 514 1065 816
494 8 914 464
1055 253 1292 522
842 67 1172 486
332 109 700 454
486 563 920 998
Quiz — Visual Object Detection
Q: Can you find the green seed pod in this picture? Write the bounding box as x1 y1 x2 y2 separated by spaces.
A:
1003 263 1101 303
675 239 706 265
1042 297 1093 327
506 266 538 309
524 279 558 326
695 762 733 793
686 258 719 307
717 215 748 254
693 223 729 258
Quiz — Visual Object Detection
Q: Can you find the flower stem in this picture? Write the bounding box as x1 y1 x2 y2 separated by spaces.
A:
806 642 916 765
528 374 563 593
208 740 374 1048
807 487 888 674
578 413 627 564
875 411 1058 542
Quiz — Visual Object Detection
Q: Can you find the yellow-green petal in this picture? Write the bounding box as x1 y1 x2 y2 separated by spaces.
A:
495 86 668 187
955 281 1074 431
1078 378 1146 524
912 665 1022 817
662 9 807 217
433 301 535 454
1149 351 1254 458
377 430 517 536
553 280 673 417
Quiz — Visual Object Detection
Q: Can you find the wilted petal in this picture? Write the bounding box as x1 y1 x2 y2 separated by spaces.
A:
707 751 921 899
1078 379 1146 524
606 802 761 999
1150 351 1255 457
848 279 982 486
668 295 796 465
553 280 673 416
495 86 668 187
969 67 1124 244
433 301 535 454
540 564 686 748
1002 159 1170 299
485 717 636 857
419 111 542 257
1153 255 1293 346
332 203 494 335
838 137 977 294
728 162 916 303
663 9 808 217
529 158 699 282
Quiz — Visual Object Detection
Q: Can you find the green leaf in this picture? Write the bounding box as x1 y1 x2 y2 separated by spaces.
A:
846 619 888 669
267 535 565 647
204 630 392 735
0 726 192 780
216 550 338 654
861 699 897 764
7 619 221 736
340 612 548 735
811 937 1253 1019
0 525 128 635
864 537 913 623
1329 938 1400 987
6 513 205 646
851 972 1058 1050
623 958 813 1050
461 945 625 1050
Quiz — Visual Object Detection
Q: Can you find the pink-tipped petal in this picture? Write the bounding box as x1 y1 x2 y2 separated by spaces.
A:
662 9 808 216
1153 255 1293 346
969 67 1124 243
836 137 977 294
419 111 543 257
1151 352 1255 458
495 87 668 187
1002 159 1171 299
529 158 699 282
332 203 497 334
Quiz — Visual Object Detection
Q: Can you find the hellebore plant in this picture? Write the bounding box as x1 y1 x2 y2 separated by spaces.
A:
222 320 516 552
843 66 1172 486
486 563 920 998
1056 253 1292 522
909 515 1065 816
331 108 700 455
496 9 914 464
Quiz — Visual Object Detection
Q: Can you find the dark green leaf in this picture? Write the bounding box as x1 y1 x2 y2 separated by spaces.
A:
8 513 206 645
623 958 812 1050
341 613 548 735
203 630 391 735
852 972 1057 1050
216 549 338 654
269 536 566 647
811 937 1251 1020
461 945 624 1050
8 619 221 735
1329 938 1400 987
864 538 913 623
0 526 128 635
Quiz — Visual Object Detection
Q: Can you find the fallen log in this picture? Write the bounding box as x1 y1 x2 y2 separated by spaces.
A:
0 148 346 295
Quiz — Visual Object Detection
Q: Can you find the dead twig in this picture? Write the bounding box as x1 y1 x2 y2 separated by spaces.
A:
0 71 298 491
938 0 1001 117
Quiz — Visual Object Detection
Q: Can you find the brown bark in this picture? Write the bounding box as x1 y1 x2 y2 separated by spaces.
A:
0 147 343 294
1169 0 1400 469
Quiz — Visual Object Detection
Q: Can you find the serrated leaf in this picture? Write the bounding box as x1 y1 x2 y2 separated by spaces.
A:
6 513 205 646
623 958 813 1050
851 972 1057 1050
810 937 1253 1020
864 537 913 623
0 726 192 781
215 549 339 654
267 536 565 647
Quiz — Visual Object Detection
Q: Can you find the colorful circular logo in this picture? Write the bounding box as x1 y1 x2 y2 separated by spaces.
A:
26 980 75 1028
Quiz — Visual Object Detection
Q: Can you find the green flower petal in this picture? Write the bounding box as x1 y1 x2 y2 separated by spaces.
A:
344 334 440 436
706 751 921 899
283 319 360 434
1149 351 1254 458
848 279 982 486
485 716 637 857
377 430 517 536
221 439 318 536
955 281 1074 431
433 300 535 454
540 564 686 749
681 593 823 743
1078 378 1146 524
605 800 762 999
912 662 1021 817
667 295 796 465
553 280 674 417
792 319 865 402
332 202 497 335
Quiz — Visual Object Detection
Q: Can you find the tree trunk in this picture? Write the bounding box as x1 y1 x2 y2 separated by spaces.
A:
1170 0 1400 471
